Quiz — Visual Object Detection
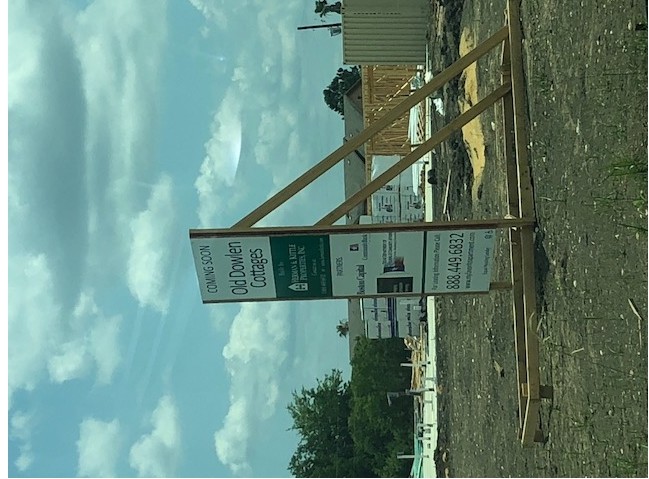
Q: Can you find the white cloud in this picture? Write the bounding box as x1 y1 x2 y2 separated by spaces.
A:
10 411 35 472
73 289 100 320
194 90 243 227
72 0 169 261
8 0 43 112
48 338 90 383
8 254 63 402
89 315 122 383
253 106 310 191
254 1 298 90
47 292 122 385
214 397 251 475
187 0 228 29
214 302 290 474
8 0 164 400
47 312 122 385
77 418 122 477
207 303 241 332
10 0 169 267
9 253 121 402
192 0 313 228
127 175 177 312
129 395 181 477
14 452 34 473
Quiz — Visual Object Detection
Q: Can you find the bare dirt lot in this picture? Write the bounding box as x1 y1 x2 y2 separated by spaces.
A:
428 0 648 476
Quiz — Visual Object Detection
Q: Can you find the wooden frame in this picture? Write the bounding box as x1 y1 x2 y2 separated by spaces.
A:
210 0 549 447
361 65 418 158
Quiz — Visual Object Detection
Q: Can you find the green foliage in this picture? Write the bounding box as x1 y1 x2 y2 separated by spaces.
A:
287 370 368 477
605 156 648 180
314 1 342 17
350 337 413 477
601 154 648 227
323 66 361 116
336 320 349 337
287 338 413 477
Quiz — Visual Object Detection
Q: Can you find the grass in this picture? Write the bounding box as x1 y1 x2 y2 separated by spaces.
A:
609 156 648 214
612 454 646 477
586 154 649 230
619 222 648 233
605 156 648 182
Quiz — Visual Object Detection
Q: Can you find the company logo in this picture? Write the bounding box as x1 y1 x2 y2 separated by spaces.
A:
288 282 308 292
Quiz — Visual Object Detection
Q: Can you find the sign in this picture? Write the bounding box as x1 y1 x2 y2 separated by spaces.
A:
362 297 422 339
190 228 495 303
424 229 495 292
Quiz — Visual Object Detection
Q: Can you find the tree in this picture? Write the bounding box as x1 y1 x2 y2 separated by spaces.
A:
314 1 342 17
323 66 361 116
349 337 413 477
287 340 414 477
287 370 365 477
336 320 349 338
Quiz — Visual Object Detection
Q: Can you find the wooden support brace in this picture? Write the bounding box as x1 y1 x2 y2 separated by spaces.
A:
507 0 544 447
489 281 513 290
521 398 541 447
192 218 535 239
317 83 512 225
502 37 529 431
232 26 509 229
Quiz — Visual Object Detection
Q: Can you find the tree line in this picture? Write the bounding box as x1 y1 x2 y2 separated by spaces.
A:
287 337 414 477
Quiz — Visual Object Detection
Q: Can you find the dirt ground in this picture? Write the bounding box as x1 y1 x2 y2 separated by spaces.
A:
427 0 648 477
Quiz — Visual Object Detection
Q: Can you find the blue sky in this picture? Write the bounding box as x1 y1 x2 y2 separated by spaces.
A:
8 0 354 476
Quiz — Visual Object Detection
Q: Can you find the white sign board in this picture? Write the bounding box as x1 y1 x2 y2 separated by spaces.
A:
190 228 495 303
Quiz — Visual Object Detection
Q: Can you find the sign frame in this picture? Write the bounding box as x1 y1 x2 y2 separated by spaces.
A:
190 220 530 304
189 0 549 448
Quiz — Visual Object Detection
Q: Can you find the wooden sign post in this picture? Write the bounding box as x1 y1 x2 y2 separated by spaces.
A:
190 0 550 446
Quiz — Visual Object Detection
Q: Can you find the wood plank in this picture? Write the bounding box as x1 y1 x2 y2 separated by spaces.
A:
442 169 452 220
489 281 514 290
521 397 541 446
507 0 542 445
501 37 527 431
501 40 519 217
232 26 510 228
191 217 535 239
507 0 535 218
510 228 528 430
521 226 540 401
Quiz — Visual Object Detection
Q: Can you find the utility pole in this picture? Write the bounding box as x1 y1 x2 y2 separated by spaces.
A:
297 23 341 31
